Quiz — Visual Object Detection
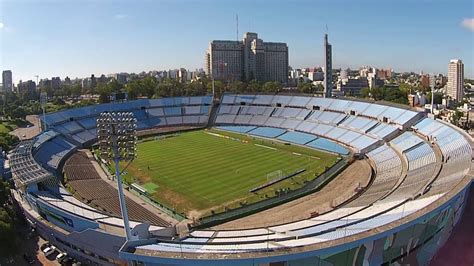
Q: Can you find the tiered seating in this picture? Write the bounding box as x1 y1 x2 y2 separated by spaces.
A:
247 127 286 138
308 111 346 125
390 131 424 153
264 117 286 128
306 138 349 155
340 116 378 133
239 106 274 116
405 143 436 171
54 121 84 135
215 95 421 154
367 145 402 182
215 126 256 134
276 131 317 145
42 96 213 147
33 130 60 150
367 123 398 139
10 140 54 187
64 152 169 226
33 136 76 170
77 117 97 129
63 152 102 181
416 120 472 192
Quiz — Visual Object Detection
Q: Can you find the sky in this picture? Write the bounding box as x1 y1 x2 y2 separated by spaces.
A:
0 0 473 84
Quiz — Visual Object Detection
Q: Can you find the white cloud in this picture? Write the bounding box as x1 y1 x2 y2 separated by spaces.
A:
0 22 4 29
461 18 474 32
114 14 129 20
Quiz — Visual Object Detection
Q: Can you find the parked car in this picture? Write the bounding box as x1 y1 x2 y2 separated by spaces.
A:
56 252 68 263
42 245 56 256
60 256 74 265
40 242 51 250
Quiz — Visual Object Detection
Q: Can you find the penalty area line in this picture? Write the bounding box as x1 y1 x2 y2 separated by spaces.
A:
254 144 277 150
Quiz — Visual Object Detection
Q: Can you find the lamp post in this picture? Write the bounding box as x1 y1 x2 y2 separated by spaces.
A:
429 74 436 114
97 112 137 240
40 92 47 131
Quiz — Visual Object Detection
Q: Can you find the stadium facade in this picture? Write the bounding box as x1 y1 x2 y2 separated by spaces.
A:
8 94 473 265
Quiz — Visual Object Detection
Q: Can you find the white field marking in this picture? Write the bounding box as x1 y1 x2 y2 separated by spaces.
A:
204 131 224 138
292 152 302 156
254 144 277 150
311 156 321 160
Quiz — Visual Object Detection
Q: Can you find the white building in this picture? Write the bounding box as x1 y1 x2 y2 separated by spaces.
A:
447 59 464 101
206 32 289 83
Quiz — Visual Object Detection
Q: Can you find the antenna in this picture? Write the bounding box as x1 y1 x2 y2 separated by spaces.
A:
325 24 328 34
236 14 239 41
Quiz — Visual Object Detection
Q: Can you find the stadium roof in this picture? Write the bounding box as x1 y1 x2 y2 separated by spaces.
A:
10 140 54 187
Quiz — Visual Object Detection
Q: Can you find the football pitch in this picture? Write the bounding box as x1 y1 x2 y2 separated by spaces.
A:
123 129 340 217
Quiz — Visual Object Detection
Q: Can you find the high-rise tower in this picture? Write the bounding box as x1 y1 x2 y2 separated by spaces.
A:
447 59 464 102
2 70 13 93
323 34 332 98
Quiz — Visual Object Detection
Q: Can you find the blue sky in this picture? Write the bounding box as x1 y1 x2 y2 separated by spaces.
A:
1 0 473 83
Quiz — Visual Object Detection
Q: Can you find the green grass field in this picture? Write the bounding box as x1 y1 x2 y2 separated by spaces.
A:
123 129 339 217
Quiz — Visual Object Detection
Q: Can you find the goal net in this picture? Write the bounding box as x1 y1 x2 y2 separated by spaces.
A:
266 170 283 181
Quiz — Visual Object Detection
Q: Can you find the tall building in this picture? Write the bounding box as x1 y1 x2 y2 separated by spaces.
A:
336 77 369 96
17 80 36 95
2 70 13 93
323 34 332 98
51 77 61 89
447 59 464 101
206 32 288 83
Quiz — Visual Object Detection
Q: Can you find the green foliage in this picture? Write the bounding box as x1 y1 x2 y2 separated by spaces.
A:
0 133 19 151
262 81 283 93
247 80 262 92
360 87 370 98
426 92 443 104
0 181 19 256
126 76 158 99
10 106 27 120
452 110 464 126
359 86 408 105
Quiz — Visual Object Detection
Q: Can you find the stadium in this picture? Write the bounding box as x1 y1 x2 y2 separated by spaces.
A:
9 94 473 265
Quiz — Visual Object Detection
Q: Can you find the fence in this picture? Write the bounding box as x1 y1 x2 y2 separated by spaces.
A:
195 157 350 228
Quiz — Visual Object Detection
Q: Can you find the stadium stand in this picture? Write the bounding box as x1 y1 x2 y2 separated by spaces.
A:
306 138 349 155
64 152 170 226
9 94 471 265
277 131 317 145
247 127 286 138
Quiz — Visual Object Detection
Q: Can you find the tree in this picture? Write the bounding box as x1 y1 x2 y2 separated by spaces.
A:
226 81 247 93
262 81 282 93
384 87 408 104
427 92 443 105
247 80 262 92
297 82 313 94
360 87 370 98
371 87 385 101
10 106 27 120
70 84 83 96
452 110 463 126
399 83 414 94
96 83 112 103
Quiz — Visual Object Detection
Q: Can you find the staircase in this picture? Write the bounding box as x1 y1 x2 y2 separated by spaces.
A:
207 99 220 128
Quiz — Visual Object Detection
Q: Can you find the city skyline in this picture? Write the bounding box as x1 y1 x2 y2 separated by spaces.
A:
1 0 473 83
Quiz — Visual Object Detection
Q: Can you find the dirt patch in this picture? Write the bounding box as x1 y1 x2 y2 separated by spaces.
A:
212 159 373 230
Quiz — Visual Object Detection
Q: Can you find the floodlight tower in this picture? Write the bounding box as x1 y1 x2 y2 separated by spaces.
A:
40 92 47 131
97 112 137 240
429 74 436 114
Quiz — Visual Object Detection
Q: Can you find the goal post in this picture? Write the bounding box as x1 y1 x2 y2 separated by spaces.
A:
266 170 283 181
